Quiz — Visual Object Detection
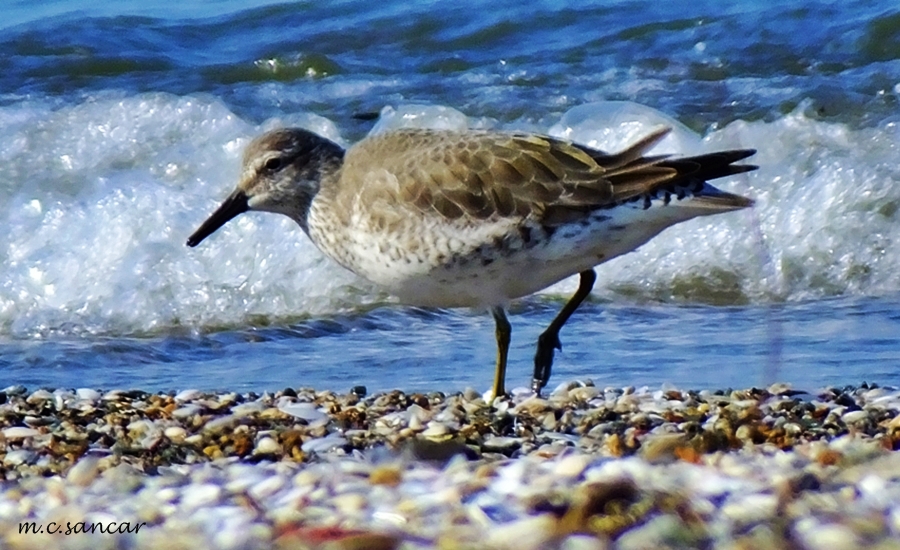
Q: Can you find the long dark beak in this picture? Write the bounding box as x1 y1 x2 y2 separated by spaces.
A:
186 190 249 247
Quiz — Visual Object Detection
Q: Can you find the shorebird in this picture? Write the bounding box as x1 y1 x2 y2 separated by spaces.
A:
187 125 756 398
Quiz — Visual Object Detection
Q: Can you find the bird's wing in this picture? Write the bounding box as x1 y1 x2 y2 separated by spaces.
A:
342 127 753 227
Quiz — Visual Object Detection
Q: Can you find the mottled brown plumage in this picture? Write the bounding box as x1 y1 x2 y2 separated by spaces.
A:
317 128 753 229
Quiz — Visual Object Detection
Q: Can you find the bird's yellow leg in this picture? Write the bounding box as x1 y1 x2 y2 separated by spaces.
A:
490 306 511 400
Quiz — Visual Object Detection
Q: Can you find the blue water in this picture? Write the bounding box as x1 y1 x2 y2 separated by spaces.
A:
2 0 900 393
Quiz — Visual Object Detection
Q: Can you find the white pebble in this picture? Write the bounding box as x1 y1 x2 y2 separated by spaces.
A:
180 483 222 510
203 415 238 434
300 435 348 454
795 520 860 549
66 455 100 486
420 421 450 438
4 450 36 466
486 514 557 550
278 402 327 422
75 388 102 401
175 389 202 402
554 454 590 478
164 426 188 442
249 475 286 500
2 427 40 439
172 404 202 419
26 389 53 405
841 410 869 424
232 401 265 417
722 493 778 524
254 437 281 455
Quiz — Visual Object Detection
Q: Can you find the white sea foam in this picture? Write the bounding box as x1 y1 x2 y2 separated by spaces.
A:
1 94 898 336
0 93 365 337
549 100 900 304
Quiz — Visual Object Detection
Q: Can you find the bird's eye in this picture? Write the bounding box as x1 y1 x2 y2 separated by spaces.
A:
264 157 283 171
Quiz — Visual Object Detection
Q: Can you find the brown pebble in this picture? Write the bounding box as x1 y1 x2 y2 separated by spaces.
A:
560 479 641 536
280 429 305 453
816 448 843 466
231 433 254 456
369 465 403 487
639 433 689 463
202 445 224 459
606 433 623 457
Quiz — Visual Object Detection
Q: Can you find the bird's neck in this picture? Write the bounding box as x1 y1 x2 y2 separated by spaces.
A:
292 143 345 234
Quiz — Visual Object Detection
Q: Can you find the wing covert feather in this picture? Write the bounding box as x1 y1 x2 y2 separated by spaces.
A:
339 127 753 227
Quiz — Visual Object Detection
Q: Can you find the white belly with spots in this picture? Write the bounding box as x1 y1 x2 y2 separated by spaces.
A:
310 198 721 308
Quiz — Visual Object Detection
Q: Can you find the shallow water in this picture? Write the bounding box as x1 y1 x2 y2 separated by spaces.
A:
3 297 900 393
2 0 900 393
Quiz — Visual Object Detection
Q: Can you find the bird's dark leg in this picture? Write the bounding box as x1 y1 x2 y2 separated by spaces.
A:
490 306 511 400
533 269 597 395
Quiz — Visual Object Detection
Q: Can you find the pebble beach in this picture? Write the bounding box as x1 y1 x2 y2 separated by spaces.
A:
1 381 899 549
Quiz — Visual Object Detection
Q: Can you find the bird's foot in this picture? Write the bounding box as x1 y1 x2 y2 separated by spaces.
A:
533 331 562 396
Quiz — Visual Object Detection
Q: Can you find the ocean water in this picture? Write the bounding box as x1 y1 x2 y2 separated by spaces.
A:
2 0 900 394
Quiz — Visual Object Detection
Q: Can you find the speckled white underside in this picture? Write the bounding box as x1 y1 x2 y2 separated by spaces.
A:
309 193 726 308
